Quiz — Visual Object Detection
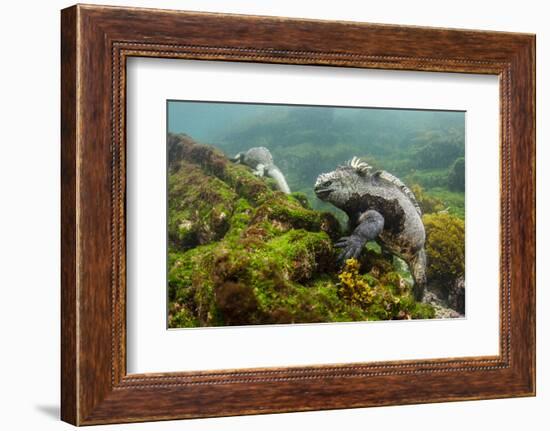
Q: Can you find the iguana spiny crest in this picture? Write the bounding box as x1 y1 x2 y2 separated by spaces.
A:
315 157 421 215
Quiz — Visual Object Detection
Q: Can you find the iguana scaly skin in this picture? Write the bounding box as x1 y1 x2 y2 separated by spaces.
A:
314 157 427 301
231 147 291 194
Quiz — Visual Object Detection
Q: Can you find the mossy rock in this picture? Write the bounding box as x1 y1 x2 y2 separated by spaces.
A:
168 162 236 249
251 195 341 241
336 258 435 321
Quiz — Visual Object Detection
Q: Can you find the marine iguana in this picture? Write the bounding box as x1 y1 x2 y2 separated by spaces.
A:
314 157 427 301
231 147 291 194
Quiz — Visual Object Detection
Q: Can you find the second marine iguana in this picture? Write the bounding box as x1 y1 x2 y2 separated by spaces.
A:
230 147 291 194
314 157 427 301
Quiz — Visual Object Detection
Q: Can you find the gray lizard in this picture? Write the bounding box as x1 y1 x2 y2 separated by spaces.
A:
231 147 291 194
314 157 427 301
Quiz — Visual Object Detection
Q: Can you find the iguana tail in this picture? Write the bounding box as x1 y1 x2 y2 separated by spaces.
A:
410 248 427 302
266 166 291 194
229 153 243 163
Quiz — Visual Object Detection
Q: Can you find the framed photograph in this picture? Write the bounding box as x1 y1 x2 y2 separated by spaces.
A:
61 4 535 425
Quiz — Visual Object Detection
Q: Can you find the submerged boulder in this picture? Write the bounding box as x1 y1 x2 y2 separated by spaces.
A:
168 162 236 250
448 276 465 314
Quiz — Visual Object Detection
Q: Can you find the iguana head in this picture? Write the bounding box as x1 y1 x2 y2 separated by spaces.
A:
314 157 372 208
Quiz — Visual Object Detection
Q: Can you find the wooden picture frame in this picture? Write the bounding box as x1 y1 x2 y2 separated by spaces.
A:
61 4 535 425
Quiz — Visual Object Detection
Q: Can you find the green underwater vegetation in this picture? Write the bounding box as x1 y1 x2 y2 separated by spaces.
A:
423 213 465 284
167 103 466 327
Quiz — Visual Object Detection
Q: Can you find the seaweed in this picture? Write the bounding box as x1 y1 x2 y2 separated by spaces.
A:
423 212 465 283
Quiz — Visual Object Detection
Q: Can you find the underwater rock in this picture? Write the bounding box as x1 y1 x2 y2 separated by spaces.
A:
214 281 261 326
448 276 465 314
168 161 236 249
423 291 461 319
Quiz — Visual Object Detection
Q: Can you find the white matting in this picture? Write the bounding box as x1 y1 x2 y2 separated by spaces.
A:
126 57 500 373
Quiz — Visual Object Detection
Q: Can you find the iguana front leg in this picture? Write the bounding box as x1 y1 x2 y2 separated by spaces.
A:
253 163 266 177
335 210 384 264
